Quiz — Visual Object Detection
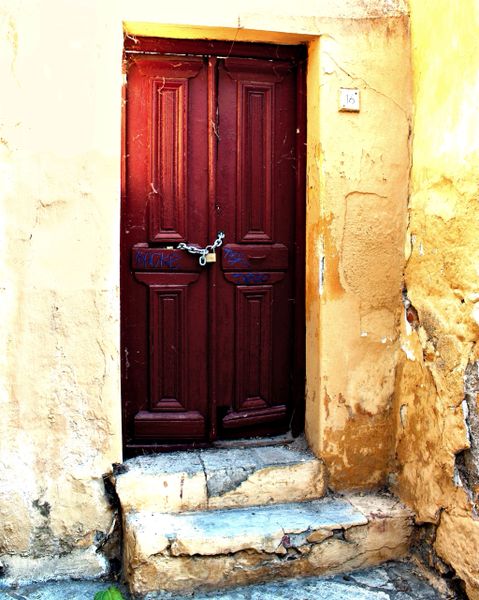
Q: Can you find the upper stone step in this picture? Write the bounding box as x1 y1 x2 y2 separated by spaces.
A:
123 494 413 595
114 443 326 513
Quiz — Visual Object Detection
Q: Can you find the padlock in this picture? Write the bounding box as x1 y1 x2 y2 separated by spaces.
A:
205 252 216 263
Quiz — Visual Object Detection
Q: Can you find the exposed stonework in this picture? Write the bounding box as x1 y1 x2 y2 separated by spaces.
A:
394 1 479 598
123 494 413 595
455 362 479 512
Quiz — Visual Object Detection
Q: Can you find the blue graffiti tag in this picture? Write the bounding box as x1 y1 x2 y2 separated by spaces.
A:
231 273 269 285
223 247 249 267
135 251 180 270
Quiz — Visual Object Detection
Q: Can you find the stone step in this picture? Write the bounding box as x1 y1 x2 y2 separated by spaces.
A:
0 562 451 600
114 443 326 513
123 494 413 596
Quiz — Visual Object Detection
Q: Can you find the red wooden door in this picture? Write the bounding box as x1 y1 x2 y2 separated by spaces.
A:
122 39 305 452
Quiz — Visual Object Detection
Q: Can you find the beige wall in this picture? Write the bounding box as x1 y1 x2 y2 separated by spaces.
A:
0 0 124 579
0 0 410 580
394 1 479 597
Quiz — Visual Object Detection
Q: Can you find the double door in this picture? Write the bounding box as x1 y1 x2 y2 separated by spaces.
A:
121 38 305 451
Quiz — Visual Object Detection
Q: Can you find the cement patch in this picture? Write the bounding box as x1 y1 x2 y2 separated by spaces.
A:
200 445 324 500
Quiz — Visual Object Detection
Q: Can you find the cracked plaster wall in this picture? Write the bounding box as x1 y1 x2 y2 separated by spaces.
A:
0 0 123 581
304 17 411 489
394 1 479 598
0 0 410 581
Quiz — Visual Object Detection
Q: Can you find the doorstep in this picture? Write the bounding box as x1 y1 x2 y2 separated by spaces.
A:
114 441 327 513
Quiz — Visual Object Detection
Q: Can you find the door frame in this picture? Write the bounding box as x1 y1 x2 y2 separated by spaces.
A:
121 36 306 452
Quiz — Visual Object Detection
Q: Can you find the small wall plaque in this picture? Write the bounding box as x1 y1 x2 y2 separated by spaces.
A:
339 88 360 112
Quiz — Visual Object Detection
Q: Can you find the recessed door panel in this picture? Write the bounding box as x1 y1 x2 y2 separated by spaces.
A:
235 285 273 410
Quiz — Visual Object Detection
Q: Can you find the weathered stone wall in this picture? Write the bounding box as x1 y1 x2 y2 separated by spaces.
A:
0 0 410 582
394 1 479 597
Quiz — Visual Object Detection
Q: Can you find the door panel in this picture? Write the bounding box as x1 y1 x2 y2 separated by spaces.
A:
222 244 289 271
215 57 296 437
122 41 305 451
123 55 209 446
235 285 273 410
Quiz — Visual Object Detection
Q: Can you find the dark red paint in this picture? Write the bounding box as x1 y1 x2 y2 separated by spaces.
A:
121 39 306 452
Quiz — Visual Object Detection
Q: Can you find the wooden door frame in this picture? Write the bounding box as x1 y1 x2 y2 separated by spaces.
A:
121 36 306 451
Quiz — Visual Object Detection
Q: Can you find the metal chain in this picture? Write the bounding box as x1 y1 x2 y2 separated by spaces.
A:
177 231 225 266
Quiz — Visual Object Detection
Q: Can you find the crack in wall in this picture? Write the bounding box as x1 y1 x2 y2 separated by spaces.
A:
100 473 122 578
412 518 469 599
322 50 410 120
454 360 479 515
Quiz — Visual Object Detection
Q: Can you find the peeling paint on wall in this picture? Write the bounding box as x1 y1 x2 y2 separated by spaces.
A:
0 0 412 583
306 15 411 490
395 1 479 596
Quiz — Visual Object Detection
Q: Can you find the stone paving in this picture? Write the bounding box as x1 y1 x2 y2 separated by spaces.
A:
0 562 458 599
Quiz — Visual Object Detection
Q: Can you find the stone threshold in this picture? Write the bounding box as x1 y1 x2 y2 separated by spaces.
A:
211 432 295 449
114 442 326 513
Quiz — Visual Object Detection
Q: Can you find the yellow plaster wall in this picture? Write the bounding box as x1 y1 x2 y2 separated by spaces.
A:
305 17 411 489
0 0 124 576
395 1 479 597
0 0 410 576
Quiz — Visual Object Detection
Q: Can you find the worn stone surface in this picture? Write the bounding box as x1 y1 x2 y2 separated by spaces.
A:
393 1 479 598
127 498 367 559
0 563 455 600
0 547 109 586
123 494 413 594
115 445 326 513
146 562 452 600
115 453 207 514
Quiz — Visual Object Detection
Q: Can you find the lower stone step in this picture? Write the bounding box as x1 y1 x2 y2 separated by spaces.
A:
138 562 449 600
124 494 413 596
0 562 451 600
